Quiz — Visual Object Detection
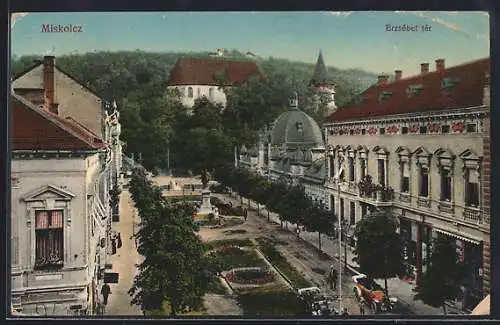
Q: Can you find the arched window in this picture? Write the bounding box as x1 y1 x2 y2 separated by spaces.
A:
187 87 194 98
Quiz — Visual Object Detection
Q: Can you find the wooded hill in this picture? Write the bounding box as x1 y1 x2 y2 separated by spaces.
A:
11 50 377 172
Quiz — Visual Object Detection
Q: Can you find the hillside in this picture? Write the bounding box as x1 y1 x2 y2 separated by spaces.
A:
11 50 376 108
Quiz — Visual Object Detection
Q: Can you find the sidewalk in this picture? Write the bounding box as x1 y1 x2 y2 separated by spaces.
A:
235 195 455 316
104 190 143 316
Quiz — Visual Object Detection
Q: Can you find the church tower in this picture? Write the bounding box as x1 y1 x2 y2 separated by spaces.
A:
310 50 337 116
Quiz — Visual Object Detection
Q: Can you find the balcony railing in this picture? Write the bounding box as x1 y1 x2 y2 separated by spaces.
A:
438 200 454 214
417 197 431 208
463 206 481 224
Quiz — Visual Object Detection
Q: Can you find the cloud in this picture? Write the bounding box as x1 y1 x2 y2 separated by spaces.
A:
326 11 353 18
11 12 28 28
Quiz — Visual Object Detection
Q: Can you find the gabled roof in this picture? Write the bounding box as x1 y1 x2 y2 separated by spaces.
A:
311 50 329 86
12 60 105 100
12 93 106 151
326 57 490 123
167 57 264 86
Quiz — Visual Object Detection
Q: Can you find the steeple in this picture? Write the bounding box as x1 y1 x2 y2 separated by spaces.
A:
311 50 329 86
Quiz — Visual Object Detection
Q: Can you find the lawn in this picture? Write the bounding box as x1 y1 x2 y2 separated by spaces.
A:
255 237 312 289
236 285 309 316
213 247 267 270
204 238 254 250
144 301 208 316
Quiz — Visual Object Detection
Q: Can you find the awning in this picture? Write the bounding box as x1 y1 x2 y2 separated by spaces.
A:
434 228 482 245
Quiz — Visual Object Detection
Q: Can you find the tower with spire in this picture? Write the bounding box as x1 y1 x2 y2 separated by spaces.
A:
310 50 337 116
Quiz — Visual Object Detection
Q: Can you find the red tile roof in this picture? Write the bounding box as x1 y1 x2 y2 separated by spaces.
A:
167 57 264 86
12 93 106 151
326 58 490 123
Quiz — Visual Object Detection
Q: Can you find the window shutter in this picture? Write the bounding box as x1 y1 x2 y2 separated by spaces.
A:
36 211 49 229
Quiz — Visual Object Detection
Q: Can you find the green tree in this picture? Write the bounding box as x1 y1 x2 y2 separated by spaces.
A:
413 236 464 315
303 200 336 251
353 211 404 294
128 168 210 315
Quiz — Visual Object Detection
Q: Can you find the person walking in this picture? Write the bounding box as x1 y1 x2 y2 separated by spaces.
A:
328 265 338 291
117 232 122 249
101 283 111 306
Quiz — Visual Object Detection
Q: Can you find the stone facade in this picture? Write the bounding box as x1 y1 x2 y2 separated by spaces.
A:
11 57 123 315
167 85 227 108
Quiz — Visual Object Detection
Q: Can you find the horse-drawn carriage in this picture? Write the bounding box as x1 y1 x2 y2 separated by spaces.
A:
352 274 398 313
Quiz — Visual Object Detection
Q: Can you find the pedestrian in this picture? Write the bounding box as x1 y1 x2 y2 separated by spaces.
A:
328 265 338 291
342 307 349 316
117 232 122 249
111 238 117 255
244 209 248 221
101 283 111 305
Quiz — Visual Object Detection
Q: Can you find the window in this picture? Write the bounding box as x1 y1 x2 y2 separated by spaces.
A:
401 162 410 193
329 155 335 178
361 204 367 218
349 130 354 135
209 87 214 97
440 169 452 201
380 128 386 135
465 169 480 207
378 159 386 185
419 126 427 134
187 87 193 98
348 157 355 181
350 202 356 225
331 195 335 214
340 199 345 219
360 159 367 178
296 122 304 133
466 124 477 133
419 167 429 197
35 210 64 269
402 127 408 134
338 155 345 180
361 129 366 135
441 125 450 133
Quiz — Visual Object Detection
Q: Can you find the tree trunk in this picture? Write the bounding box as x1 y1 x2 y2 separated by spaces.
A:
248 198 250 208
267 210 270 222
257 203 260 216
318 232 322 251
442 304 447 315
240 196 243 205
384 278 388 295
296 225 300 238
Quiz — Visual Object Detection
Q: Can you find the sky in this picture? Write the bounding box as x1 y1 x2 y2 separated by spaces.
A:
11 11 490 76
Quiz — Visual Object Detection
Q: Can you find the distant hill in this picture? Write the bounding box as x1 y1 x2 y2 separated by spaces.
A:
11 50 377 108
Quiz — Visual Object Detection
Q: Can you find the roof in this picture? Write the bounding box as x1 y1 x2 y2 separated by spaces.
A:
12 93 106 151
12 60 106 100
167 57 264 86
311 51 329 86
302 157 327 182
326 58 490 123
271 108 324 147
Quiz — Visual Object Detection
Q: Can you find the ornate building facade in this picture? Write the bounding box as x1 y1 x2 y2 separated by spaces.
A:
323 57 490 310
11 56 123 315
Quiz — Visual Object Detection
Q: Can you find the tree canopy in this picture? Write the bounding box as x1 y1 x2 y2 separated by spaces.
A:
353 210 404 294
413 235 465 315
11 51 375 173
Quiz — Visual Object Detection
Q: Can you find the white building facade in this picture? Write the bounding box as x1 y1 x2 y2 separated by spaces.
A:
11 56 123 316
323 58 490 311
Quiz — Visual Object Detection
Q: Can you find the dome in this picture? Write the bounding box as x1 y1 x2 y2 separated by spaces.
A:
270 109 324 147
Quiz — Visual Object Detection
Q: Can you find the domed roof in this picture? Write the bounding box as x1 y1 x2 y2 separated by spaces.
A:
270 109 324 147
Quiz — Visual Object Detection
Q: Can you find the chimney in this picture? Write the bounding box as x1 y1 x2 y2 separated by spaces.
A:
395 70 402 82
377 74 389 86
43 56 58 114
435 58 445 71
420 63 430 74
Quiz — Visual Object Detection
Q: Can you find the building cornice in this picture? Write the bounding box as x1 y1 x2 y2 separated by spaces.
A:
324 105 489 128
12 150 100 160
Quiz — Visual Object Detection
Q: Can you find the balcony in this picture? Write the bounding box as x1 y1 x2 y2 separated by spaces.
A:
417 197 431 208
438 200 454 214
357 175 394 207
463 206 482 224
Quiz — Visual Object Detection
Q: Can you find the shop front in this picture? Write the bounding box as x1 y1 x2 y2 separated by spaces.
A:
434 229 484 311
398 218 432 285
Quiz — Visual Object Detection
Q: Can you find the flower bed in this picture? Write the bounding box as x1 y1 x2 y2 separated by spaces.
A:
225 268 275 285
206 245 267 270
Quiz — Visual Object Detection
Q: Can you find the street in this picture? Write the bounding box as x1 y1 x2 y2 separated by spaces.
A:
104 190 143 316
